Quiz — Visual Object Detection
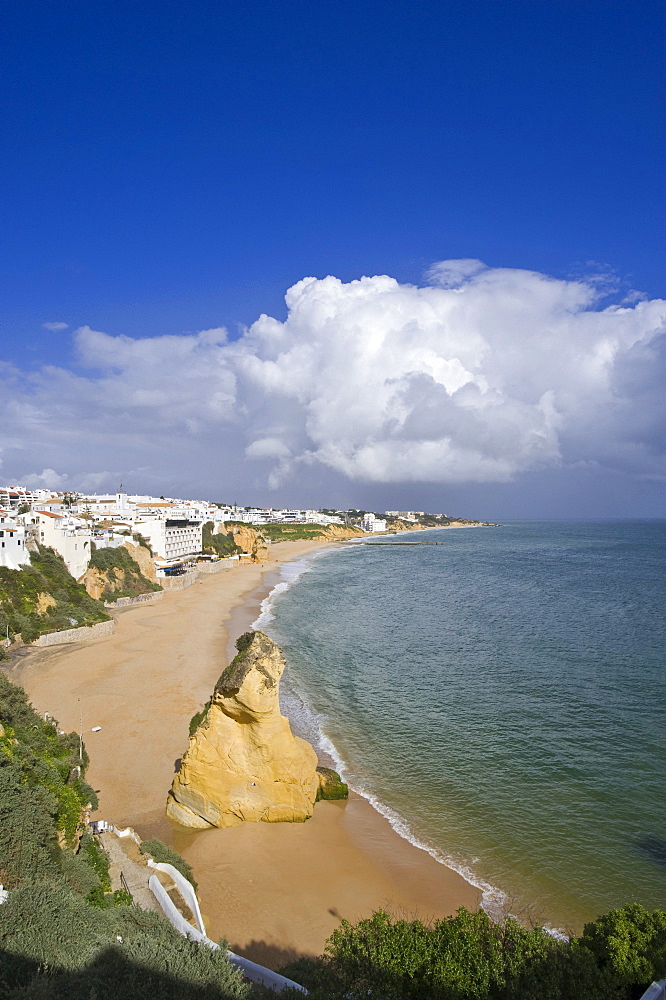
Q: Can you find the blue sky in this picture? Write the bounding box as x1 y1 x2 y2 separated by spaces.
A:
1 1 664 517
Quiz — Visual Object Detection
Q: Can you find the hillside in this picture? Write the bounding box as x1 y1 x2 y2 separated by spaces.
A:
81 543 162 602
0 673 249 999
0 546 109 647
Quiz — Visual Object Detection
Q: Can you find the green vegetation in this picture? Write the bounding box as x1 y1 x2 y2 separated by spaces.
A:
0 673 97 871
140 838 198 889
202 521 242 557
89 544 162 601
131 530 153 553
275 906 666 1000
261 522 349 542
0 673 248 998
189 699 211 736
215 631 257 692
0 883 248 999
316 767 349 801
0 545 109 643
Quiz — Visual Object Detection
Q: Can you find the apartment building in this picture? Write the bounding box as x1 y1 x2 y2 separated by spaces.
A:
136 517 203 562
362 513 387 533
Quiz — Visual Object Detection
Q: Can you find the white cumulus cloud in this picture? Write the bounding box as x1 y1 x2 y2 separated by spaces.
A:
1 262 665 500
42 321 69 332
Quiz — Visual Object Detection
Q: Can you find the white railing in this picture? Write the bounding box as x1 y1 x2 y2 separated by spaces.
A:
148 875 307 994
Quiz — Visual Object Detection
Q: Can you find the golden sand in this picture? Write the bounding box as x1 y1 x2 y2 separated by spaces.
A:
14 539 480 965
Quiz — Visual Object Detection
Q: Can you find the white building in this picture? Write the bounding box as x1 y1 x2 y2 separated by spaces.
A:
384 511 418 521
0 510 31 570
32 511 92 580
136 517 203 563
362 513 387 533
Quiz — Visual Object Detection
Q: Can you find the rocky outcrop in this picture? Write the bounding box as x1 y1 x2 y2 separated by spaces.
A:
316 524 365 541
81 544 160 601
167 631 320 828
225 524 269 562
316 766 349 800
123 541 158 583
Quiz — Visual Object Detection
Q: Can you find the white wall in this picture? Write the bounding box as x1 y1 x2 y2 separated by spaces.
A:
35 513 92 580
0 514 31 570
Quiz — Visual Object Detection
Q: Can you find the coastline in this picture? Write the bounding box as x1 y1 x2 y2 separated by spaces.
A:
10 538 480 965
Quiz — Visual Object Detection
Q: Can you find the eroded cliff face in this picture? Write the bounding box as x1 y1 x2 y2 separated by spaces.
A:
81 543 159 601
167 631 319 829
225 524 269 562
123 541 158 582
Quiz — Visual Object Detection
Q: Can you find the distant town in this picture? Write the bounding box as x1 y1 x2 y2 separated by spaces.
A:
0 485 470 582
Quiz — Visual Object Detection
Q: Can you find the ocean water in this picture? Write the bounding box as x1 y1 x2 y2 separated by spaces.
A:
253 522 666 932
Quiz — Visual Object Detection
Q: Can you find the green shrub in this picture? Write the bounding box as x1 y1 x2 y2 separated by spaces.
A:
0 882 249 998
140 839 198 889
89 544 161 600
189 699 211 736
80 831 111 892
0 674 98 884
202 521 242 557
279 905 665 1000
579 902 666 989
0 545 109 642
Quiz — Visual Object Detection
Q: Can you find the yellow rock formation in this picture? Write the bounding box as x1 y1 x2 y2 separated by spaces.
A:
167 631 319 829
225 524 269 562
123 541 158 582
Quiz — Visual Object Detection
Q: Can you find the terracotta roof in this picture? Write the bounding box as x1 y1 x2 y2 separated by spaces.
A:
36 510 64 519
135 502 178 507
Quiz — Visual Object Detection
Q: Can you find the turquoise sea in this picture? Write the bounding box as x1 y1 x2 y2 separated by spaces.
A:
253 521 666 932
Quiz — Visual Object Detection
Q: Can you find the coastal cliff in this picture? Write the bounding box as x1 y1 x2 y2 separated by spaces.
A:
224 523 270 562
81 542 161 601
167 631 320 828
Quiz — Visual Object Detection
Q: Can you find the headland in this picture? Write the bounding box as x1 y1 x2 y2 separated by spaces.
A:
10 536 480 966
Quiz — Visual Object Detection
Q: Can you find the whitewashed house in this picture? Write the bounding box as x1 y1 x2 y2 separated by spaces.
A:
33 511 92 580
0 510 31 570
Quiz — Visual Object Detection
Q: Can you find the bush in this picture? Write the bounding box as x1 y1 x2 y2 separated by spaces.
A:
0 545 109 642
189 699 211 736
0 675 99 884
278 904 665 1000
579 902 666 989
89 545 161 600
202 521 242 557
140 839 198 889
0 882 249 999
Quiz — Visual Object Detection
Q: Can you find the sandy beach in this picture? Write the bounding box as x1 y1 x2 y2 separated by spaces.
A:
11 539 480 965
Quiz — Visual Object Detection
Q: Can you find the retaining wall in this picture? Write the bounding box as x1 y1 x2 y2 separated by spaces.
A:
159 558 236 590
32 619 116 647
160 570 199 591
104 591 165 609
197 557 238 573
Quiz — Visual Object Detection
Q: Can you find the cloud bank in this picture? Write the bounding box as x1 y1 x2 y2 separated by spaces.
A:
2 261 665 502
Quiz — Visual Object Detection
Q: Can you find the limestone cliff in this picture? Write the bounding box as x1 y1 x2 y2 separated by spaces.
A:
82 544 161 601
167 631 320 828
123 540 158 583
225 524 269 562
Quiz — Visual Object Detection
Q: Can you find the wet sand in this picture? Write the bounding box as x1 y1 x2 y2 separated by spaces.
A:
12 539 480 965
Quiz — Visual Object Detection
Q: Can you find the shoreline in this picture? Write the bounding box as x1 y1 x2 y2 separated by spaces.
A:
9 538 481 965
